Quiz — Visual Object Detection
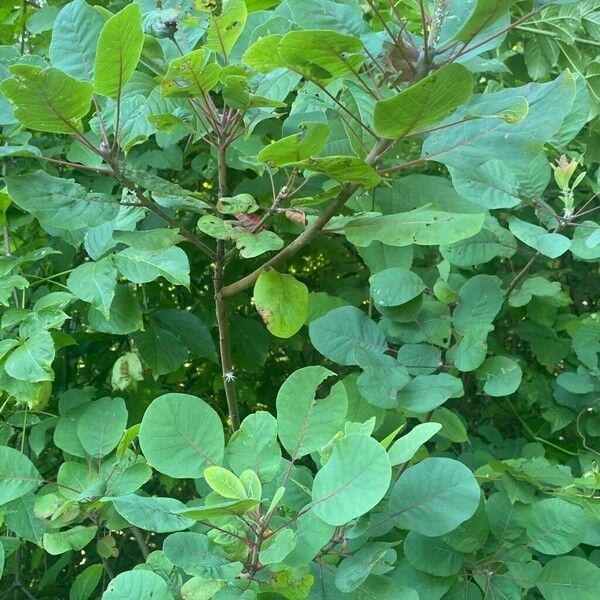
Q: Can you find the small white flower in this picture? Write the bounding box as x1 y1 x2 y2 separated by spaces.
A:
223 370 236 383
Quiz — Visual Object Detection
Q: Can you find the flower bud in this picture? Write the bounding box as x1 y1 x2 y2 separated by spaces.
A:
552 154 578 190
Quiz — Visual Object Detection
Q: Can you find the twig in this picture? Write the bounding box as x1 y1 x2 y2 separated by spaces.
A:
222 139 392 297
214 144 240 431
516 25 600 48
105 160 215 259
418 0 430 64
437 8 543 66
37 155 112 174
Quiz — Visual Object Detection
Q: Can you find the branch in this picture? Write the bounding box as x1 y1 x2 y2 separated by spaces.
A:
37 155 112 174
437 7 543 66
418 0 430 64
214 143 241 431
222 139 392 297
107 161 216 259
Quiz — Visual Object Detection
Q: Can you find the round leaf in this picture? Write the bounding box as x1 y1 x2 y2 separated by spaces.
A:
77 397 128 459
478 356 523 396
312 433 391 526
204 466 247 500
309 306 386 365
102 570 174 600
525 498 586 555
253 269 308 338
536 556 600 600
370 268 425 307
390 457 480 536
276 366 347 460
139 393 224 479
0 446 42 505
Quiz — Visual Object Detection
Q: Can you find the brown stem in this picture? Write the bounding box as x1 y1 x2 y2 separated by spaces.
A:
214 144 240 431
222 139 392 297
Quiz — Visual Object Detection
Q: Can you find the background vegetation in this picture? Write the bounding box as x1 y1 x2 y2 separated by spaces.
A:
1 0 600 598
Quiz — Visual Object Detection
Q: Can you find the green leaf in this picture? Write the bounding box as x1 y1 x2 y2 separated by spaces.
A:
396 374 464 412
450 160 522 209
346 208 485 248
388 423 443 465
114 247 190 287
431 407 469 443
217 193 258 214
390 457 480 536
526 498 586 555
4 171 119 232
508 217 571 258
258 122 330 166
77 397 128 459
477 356 522 396
335 543 397 592
259 528 297 565
536 556 600 600
0 65 93 133
253 269 308 338
441 217 517 267
286 0 368 36
69 564 102 600
50 0 104 81
113 229 183 251
276 366 347 459
422 72 576 168
312 433 391 526
139 393 224 479
278 30 363 82
103 570 174 600
132 327 188 377
153 309 217 362
0 446 41 505
452 0 515 43
242 34 285 73
174 498 259 520
163 532 243 580
43 526 97 556
374 65 473 139
0 144 41 158
404 531 464 576
453 275 504 334
356 352 410 409
309 306 386 366
294 156 381 187
239 469 261 500
67 258 117 319
5 330 55 383
370 268 425 307
235 230 284 258
111 495 194 533
161 49 222 97
206 0 248 57
94 3 144 98
226 412 282 483
88 285 143 335
204 466 247 500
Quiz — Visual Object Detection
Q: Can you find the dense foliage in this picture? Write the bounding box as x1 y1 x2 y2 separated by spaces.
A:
1 0 600 597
